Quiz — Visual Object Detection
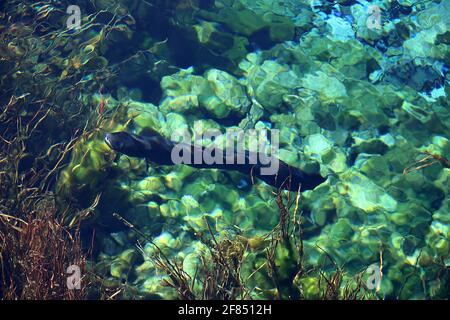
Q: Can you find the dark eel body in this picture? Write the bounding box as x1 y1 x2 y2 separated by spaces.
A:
105 131 326 192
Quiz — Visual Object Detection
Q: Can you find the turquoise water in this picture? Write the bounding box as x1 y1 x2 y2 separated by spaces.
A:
0 0 449 299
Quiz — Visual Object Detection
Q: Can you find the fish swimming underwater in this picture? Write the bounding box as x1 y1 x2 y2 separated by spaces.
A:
104 131 326 192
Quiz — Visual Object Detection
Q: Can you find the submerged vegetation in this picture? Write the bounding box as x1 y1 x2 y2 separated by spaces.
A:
1 0 449 299
114 186 377 300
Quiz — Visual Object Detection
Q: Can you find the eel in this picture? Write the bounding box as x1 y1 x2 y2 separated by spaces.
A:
104 131 326 192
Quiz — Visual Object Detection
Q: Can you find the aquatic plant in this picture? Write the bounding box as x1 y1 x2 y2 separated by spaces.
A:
0 0 126 299
0 90 92 299
111 183 378 300
0 199 88 299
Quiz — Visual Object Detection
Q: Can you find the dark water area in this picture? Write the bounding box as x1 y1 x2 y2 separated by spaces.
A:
0 0 449 300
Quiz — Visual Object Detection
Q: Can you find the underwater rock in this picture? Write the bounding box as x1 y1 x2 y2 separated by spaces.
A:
350 2 385 43
160 67 250 119
328 40 382 80
327 151 348 174
145 201 161 217
329 218 354 242
402 0 450 61
180 195 202 216
383 60 443 92
201 69 250 118
241 58 299 112
160 68 206 114
353 135 390 155
326 15 355 41
277 148 298 166
191 20 250 71
338 170 398 213
110 248 137 279
304 134 333 160
144 231 183 256
137 176 165 193
164 172 184 192
436 30 450 45
127 100 166 133
357 155 390 183
400 100 436 126
388 202 432 232
163 113 189 138
140 275 178 299
58 128 127 207
200 0 297 44
299 276 321 299
302 71 348 102
160 200 184 219
200 2 266 37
